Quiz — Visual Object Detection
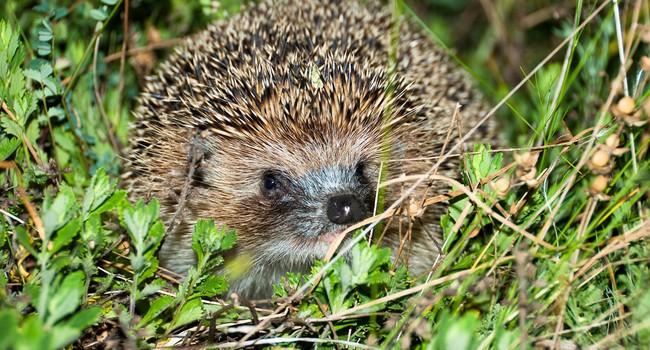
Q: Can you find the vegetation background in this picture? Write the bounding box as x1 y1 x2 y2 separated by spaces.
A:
0 0 648 348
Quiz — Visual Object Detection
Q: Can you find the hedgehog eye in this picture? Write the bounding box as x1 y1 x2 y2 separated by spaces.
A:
264 174 278 190
261 172 285 199
354 162 365 178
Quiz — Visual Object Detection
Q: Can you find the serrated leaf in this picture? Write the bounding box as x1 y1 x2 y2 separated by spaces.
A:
47 106 64 119
82 168 115 218
194 275 228 297
121 199 159 250
1 117 23 137
50 218 80 255
192 220 237 263
171 298 204 329
93 189 126 215
0 137 20 160
466 144 501 184
25 62 53 86
139 295 175 326
192 220 216 261
221 229 237 250
23 68 39 81
135 278 167 300
350 243 376 283
42 77 59 96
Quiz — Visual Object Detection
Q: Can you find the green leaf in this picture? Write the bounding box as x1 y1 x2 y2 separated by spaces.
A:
53 7 68 19
0 310 19 350
49 218 80 255
37 31 53 43
14 226 38 257
444 313 479 350
0 137 20 160
139 295 175 326
191 219 236 272
47 106 64 119
46 271 85 327
48 307 100 349
123 204 164 276
121 199 162 254
65 306 102 331
466 143 502 184
41 186 77 240
171 297 204 329
1 117 23 138
81 167 116 218
135 278 167 300
89 8 108 21
23 69 41 82
221 229 237 251
42 77 59 96
193 220 216 261
93 189 126 215
194 275 228 297
81 213 103 252
18 315 54 350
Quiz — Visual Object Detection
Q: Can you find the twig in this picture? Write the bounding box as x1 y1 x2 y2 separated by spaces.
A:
167 132 204 236
0 161 45 241
104 38 184 63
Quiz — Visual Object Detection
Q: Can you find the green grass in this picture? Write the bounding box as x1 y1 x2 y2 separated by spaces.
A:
0 0 649 348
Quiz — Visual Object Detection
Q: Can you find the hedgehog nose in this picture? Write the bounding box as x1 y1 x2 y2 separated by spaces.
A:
326 194 367 225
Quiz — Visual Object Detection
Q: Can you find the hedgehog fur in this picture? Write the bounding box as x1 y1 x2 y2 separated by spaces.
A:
125 0 493 299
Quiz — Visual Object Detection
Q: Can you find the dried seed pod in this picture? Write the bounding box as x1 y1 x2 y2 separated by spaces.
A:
605 134 619 149
591 175 608 193
491 177 511 198
514 152 539 171
617 96 636 115
591 149 610 168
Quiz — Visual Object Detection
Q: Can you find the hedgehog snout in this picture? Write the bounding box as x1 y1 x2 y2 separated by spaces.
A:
326 194 367 225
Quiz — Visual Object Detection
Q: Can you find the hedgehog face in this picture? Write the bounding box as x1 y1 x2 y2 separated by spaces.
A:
257 162 375 243
184 59 411 267
196 125 388 264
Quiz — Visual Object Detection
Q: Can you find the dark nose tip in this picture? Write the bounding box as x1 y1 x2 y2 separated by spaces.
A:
326 194 367 225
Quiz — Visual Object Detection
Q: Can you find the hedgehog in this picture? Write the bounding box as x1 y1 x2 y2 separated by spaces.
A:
125 0 493 299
